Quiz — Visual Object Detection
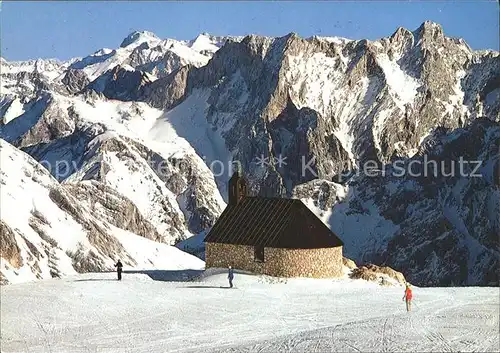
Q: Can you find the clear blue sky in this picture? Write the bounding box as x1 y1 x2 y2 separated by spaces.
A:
1 1 498 61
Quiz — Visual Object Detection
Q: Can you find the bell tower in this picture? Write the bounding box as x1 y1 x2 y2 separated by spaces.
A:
228 166 247 206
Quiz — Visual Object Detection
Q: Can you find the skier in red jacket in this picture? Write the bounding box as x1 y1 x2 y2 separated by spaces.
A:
402 283 413 311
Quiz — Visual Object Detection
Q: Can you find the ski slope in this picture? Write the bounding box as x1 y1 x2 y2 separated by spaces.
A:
1 270 498 353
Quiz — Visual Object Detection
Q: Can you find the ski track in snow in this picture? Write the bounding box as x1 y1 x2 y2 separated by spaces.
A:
1 272 498 353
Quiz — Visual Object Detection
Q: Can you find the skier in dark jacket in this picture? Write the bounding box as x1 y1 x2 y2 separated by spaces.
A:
115 259 123 280
228 266 234 288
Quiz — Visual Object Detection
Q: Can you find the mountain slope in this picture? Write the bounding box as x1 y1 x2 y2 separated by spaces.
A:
0 139 204 284
293 118 500 286
1 22 498 285
0 90 226 245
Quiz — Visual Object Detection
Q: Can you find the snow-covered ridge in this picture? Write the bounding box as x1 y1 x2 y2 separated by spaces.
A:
311 35 354 45
0 138 204 284
1 31 240 85
120 30 162 49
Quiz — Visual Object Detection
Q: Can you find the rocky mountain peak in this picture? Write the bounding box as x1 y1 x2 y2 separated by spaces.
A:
240 33 278 55
390 26 414 46
120 30 161 49
86 64 153 101
61 68 90 94
191 32 219 43
413 20 445 43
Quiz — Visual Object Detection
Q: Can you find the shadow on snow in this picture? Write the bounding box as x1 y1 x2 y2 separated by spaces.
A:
74 268 238 284
182 285 233 289
122 269 204 282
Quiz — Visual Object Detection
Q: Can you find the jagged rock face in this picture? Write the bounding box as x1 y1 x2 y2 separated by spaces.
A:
0 139 131 281
61 68 90 94
142 65 191 110
64 180 161 241
269 100 352 189
76 134 217 242
86 65 153 101
15 98 76 148
292 179 347 212
26 127 191 243
294 119 500 286
0 222 24 270
127 139 225 235
0 139 204 284
15 114 225 244
1 23 499 285
1 72 53 109
140 23 497 199
0 93 80 153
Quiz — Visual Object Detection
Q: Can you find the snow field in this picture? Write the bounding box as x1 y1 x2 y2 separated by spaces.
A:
1 270 498 353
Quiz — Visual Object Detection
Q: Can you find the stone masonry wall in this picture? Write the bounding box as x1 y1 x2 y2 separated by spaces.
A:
205 243 343 278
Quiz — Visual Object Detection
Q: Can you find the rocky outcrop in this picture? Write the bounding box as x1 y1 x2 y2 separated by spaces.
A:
292 179 346 210
297 119 500 286
64 180 161 241
0 222 23 270
87 65 153 101
1 95 75 149
142 65 191 110
47 187 128 257
1 70 52 98
349 263 406 286
124 137 225 236
342 257 357 270
61 69 90 95
0 138 203 284
135 24 497 200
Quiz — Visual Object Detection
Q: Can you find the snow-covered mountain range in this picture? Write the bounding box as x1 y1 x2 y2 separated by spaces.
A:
1 23 498 286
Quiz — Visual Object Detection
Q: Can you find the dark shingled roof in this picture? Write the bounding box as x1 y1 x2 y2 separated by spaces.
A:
204 197 343 249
